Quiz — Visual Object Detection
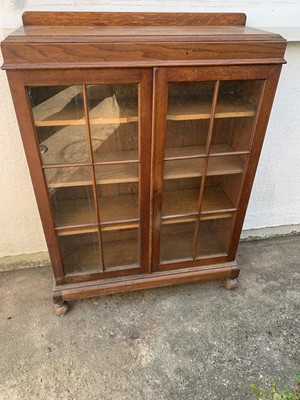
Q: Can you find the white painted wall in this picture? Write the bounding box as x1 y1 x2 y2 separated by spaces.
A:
0 1 299 257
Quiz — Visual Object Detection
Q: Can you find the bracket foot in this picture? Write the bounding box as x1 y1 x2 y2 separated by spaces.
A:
53 301 69 316
224 278 238 290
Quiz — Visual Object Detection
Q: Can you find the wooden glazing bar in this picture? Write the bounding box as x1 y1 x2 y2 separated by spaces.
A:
93 159 139 166
57 227 99 236
55 218 140 236
55 222 98 231
208 150 250 157
162 212 198 220
82 85 104 271
42 162 91 169
164 145 249 161
42 159 139 169
101 218 140 226
101 223 139 232
201 207 237 215
57 223 140 236
192 80 220 259
161 210 236 223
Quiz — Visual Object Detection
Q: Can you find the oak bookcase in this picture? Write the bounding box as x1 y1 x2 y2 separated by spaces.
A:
1 12 286 314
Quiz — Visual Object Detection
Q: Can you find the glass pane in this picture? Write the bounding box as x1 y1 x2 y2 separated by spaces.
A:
164 158 206 181
59 231 102 275
211 80 264 154
160 221 195 263
95 163 139 185
28 86 89 164
97 182 139 224
87 84 139 163
196 216 233 257
44 167 96 228
202 174 243 213
47 186 96 228
162 177 201 217
165 82 215 158
101 227 139 270
206 154 245 177
44 166 93 189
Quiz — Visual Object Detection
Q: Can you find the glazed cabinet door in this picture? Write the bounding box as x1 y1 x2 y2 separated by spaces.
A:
9 69 152 283
152 65 279 271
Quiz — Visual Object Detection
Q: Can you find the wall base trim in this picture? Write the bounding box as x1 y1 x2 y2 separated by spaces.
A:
241 224 300 241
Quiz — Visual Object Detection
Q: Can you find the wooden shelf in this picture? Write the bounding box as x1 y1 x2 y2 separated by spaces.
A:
46 152 244 188
47 162 139 188
57 222 139 236
43 142 233 168
164 154 244 180
33 86 255 128
160 231 228 262
162 186 235 217
33 87 138 127
165 143 240 159
160 216 230 262
161 212 234 226
55 192 139 230
55 184 234 236
167 98 256 121
160 220 229 262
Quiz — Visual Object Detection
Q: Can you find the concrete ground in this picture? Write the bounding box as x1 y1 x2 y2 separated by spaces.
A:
0 236 299 400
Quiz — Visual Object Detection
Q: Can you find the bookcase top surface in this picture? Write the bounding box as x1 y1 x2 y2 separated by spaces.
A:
5 24 283 44
1 12 286 69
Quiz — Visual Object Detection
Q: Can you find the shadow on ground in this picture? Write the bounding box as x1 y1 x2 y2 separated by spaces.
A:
0 236 299 400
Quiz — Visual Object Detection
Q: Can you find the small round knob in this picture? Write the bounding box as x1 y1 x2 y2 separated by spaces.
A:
40 144 48 154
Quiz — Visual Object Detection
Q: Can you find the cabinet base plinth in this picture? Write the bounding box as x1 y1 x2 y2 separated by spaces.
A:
53 262 240 308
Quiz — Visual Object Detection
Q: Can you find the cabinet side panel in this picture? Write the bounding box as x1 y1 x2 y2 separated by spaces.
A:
6 70 64 283
227 65 283 260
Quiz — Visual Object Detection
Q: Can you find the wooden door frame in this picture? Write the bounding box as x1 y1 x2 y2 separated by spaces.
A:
152 64 282 272
7 67 153 284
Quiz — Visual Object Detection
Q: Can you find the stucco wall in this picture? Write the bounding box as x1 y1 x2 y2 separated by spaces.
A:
0 1 299 257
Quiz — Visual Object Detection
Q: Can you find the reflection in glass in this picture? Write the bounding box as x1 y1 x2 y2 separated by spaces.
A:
101 227 139 270
206 154 245 177
44 166 93 189
28 86 90 164
48 185 96 228
162 178 201 217
95 163 139 185
196 216 233 257
202 174 243 213
87 84 139 163
165 82 215 157
97 182 139 224
44 167 96 228
59 231 102 275
164 158 205 181
160 222 194 262
211 80 264 154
